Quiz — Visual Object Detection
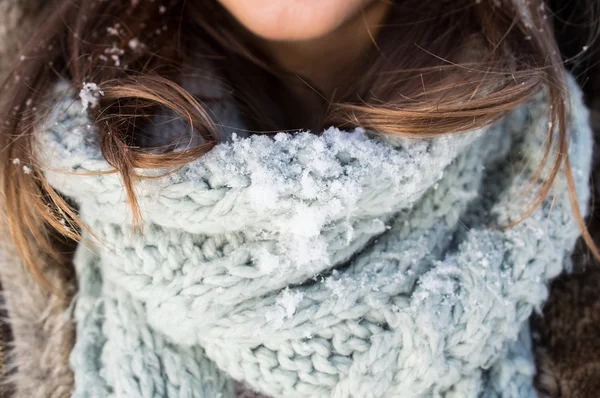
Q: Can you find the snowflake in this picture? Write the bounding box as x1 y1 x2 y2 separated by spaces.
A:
79 82 104 111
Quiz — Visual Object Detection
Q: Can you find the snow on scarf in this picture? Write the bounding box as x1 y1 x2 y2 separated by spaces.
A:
35 79 591 398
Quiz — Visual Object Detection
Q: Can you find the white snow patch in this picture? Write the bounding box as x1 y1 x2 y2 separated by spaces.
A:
106 25 120 36
278 289 303 318
255 248 280 274
79 82 104 111
128 37 141 51
104 45 125 67
265 288 304 329
325 275 347 299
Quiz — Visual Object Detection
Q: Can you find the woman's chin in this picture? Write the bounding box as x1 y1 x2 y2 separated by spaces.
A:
218 0 375 42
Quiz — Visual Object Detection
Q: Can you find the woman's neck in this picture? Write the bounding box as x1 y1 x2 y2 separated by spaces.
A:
262 1 391 98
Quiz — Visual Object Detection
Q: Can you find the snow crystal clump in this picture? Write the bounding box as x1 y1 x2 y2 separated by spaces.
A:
79 83 104 111
128 38 141 51
265 288 304 329
255 248 280 274
104 45 125 67
106 25 120 36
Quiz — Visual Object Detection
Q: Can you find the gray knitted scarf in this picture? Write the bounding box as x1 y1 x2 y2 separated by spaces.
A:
35 78 591 398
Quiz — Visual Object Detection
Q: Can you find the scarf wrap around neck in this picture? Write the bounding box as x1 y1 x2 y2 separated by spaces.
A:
37 80 591 398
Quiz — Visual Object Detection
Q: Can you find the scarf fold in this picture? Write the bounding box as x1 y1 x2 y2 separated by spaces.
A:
36 78 592 397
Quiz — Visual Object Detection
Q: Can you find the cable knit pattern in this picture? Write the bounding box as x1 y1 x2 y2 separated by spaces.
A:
35 78 592 398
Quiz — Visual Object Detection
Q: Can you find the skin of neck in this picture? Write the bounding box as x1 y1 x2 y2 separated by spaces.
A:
262 1 391 98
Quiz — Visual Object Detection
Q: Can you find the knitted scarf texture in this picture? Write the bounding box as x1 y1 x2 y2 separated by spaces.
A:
35 79 591 398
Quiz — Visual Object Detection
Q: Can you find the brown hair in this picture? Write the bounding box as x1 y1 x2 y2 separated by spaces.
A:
0 0 598 291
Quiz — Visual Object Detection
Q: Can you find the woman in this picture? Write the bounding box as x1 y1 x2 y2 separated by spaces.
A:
0 0 596 397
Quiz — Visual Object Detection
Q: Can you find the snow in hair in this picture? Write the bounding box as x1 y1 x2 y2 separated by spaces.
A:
79 82 104 111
